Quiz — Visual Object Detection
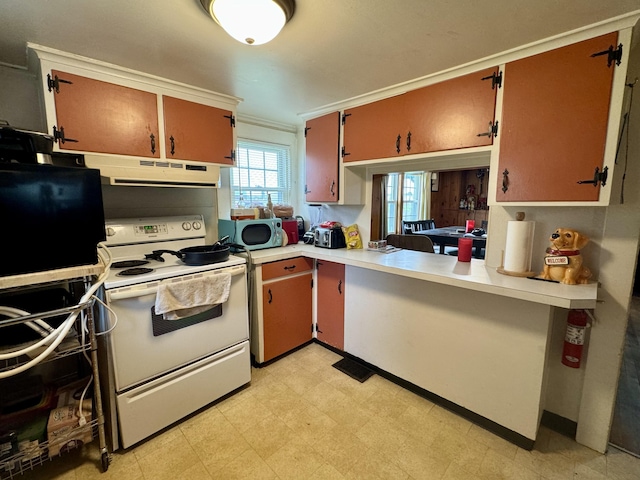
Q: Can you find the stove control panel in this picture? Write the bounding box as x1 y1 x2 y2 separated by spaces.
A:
103 215 206 246
135 224 168 236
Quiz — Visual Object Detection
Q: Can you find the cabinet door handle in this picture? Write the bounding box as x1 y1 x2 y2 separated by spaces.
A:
330 180 335 197
501 169 509 193
150 133 156 154
406 132 411 152
338 280 342 295
267 289 272 304
169 136 175 155
396 135 401 154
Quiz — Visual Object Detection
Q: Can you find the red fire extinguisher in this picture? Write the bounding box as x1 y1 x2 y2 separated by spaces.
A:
562 309 589 368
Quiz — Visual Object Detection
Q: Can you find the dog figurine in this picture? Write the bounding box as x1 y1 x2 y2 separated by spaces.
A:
540 228 591 285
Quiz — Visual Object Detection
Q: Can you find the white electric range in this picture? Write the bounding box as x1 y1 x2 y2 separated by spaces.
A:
98 215 250 449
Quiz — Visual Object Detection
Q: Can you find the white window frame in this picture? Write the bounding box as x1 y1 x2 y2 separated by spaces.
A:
231 139 291 207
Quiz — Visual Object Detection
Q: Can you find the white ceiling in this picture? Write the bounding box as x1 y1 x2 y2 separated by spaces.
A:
2 1 639 127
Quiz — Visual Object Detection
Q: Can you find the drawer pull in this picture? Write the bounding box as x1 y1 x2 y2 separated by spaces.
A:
284 265 297 271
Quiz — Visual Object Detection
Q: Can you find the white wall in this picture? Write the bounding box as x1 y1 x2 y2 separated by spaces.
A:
0 65 44 132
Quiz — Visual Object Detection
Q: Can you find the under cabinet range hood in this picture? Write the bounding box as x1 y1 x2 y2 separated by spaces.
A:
83 154 220 188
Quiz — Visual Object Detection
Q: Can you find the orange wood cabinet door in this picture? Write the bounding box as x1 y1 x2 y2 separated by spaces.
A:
305 112 340 202
262 273 313 362
50 70 160 157
403 66 499 154
342 94 405 162
497 33 617 201
316 260 345 350
162 96 234 165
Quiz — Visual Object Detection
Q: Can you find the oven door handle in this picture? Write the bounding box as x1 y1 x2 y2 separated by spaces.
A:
106 264 246 301
107 285 159 301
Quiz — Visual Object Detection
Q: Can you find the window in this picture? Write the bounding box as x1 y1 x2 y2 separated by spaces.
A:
231 140 290 207
385 172 426 235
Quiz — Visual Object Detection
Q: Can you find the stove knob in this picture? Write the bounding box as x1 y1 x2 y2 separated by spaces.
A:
105 227 116 236
182 222 192 231
192 221 202 230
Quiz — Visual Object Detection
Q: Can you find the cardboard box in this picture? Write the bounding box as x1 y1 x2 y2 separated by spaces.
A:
46 404 92 457
230 208 258 220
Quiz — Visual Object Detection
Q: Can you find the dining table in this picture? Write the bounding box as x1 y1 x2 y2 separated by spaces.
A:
414 226 487 258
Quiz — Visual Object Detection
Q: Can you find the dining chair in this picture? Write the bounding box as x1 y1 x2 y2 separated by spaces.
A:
386 234 435 253
401 219 436 234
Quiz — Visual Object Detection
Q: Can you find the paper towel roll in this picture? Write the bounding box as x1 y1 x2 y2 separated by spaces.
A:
503 220 535 273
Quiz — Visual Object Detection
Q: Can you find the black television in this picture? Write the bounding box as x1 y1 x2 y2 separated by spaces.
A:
0 163 106 277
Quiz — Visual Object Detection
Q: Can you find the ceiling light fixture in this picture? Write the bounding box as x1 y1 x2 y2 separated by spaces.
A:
200 0 295 46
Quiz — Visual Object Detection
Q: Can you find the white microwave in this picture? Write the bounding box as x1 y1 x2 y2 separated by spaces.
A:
218 219 283 251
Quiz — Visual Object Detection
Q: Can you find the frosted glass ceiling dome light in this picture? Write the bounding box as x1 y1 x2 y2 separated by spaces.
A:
200 0 295 46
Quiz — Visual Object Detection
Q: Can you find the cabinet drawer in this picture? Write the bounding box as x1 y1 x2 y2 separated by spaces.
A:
262 257 314 281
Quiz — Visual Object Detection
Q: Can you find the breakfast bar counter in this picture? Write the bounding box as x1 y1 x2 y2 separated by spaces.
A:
248 244 597 309
247 243 599 448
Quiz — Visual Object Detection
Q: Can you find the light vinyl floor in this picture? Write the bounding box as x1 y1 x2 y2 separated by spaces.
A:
27 343 640 480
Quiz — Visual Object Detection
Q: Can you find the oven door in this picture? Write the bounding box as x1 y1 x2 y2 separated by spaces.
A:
105 264 248 391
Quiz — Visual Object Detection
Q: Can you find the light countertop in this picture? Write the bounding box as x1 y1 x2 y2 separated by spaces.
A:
247 244 597 309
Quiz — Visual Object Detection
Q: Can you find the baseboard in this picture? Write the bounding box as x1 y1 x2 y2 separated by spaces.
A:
540 410 577 439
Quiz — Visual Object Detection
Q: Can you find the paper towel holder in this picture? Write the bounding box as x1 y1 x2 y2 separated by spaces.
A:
497 212 536 277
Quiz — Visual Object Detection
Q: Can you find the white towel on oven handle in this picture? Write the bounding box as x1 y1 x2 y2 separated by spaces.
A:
155 272 232 321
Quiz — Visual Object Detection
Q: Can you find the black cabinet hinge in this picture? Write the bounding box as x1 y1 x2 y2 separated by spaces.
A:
52 126 78 144
481 70 503 89
577 166 608 187
224 114 236 128
591 44 623 68
224 149 236 162
47 73 72 93
341 146 350 158
341 113 351 125
304 126 310 137
477 121 499 139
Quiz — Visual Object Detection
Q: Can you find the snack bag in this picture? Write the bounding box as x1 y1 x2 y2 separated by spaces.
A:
342 224 362 249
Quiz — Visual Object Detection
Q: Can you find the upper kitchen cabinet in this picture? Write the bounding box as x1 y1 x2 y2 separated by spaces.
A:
304 112 340 202
341 67 499 163
342 94 405 162
48 70 160 158
30 45 239 169
163 96 235 165
496 32 626 203
402 67 500 154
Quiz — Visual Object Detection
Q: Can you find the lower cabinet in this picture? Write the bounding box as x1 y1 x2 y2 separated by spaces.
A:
260 257 313 363
316 260 345 350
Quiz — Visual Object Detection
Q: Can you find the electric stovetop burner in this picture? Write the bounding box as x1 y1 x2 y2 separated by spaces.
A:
117 267 154 277
112 260 150 269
